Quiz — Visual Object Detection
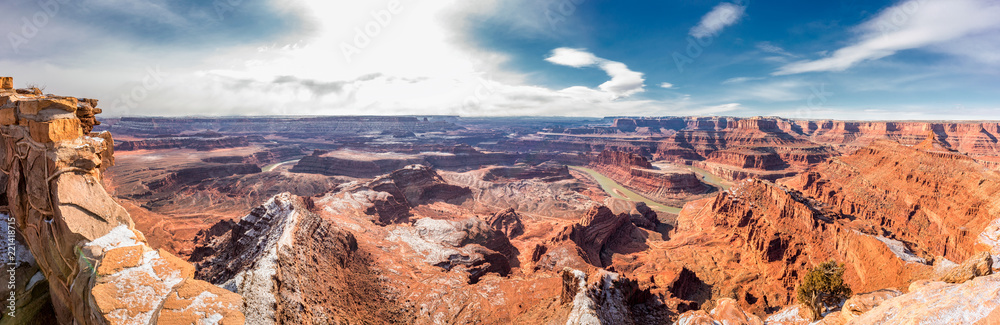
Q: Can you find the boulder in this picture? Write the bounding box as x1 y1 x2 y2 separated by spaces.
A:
940 251 994 284
838 289 902 322
709 298 764 325
675 298 763 325
0 77 12 89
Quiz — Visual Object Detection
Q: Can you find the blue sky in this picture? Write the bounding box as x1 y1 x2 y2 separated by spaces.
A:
1 0 998 119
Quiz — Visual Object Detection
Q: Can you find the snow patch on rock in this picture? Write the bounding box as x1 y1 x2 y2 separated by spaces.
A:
86 225 141 251
565 269 600 325
851 274 1000 324
874 235 927 264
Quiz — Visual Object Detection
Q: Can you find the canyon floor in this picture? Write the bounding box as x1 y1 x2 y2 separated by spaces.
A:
5 100 1000 324
89 116 1000 324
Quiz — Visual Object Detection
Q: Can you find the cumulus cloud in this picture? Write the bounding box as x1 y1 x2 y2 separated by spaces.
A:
660 82 674 89
689 2 746 38
544 48 600 67
775 0 1000 75
545 48 646 99
0 0 748 118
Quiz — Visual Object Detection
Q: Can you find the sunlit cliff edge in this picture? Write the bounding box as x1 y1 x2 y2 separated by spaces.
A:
0 77 244 324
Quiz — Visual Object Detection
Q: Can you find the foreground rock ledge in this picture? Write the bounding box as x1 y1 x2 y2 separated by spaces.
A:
0 78 244 324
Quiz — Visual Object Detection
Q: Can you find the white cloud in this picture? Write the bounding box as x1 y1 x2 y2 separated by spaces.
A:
544 48 600 67
721 76 763 84
597 61 645 99
659 82 674 88
756 42 796 57
545 48 646 100
0 0 667 117
689 2 746 38
775 0 1000 75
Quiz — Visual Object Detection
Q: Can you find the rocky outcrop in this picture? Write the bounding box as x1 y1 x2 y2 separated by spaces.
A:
590 150 710 201
391 217 516 284
784 138 1000 263
560 268 666 325
615 176 937 317
630 202 659 230
842 273 1000 324
939 251 994 284
291 150 425 178
486 208 525 238
481 161 573 182
829 289 902 324
115 136 262 151
291 147 520 178
533 205 647 270
381 164 472 206
673 298 763 325
691 160 799 182
0 78 242 324
191 193 410 324
145 163 261 191
592 150 653 169
563 206 633 267
335 164 472 226
633 138 1000 319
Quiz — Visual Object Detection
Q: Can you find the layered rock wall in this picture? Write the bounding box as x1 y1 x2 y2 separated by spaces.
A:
115 136 260 151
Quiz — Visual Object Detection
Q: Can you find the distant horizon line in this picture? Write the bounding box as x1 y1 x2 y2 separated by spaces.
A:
97 115 1000 123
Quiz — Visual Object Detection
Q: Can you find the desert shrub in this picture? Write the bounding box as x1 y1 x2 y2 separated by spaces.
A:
24 82 46 92
796 261 852 320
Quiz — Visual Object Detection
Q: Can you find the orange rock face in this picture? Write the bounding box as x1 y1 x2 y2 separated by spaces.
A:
604 134 999 320
783 139 1000 263
0 78 243 324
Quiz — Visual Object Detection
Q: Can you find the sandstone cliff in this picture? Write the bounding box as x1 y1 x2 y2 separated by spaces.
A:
783 138 1000 263
640 137 1000 319
0 78 243 324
